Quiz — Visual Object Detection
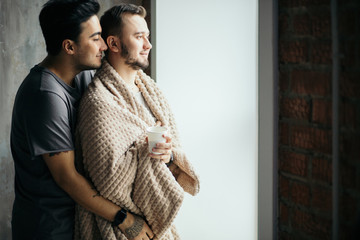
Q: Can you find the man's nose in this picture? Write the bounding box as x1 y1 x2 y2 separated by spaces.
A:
100 37 108 51
144 37 152 50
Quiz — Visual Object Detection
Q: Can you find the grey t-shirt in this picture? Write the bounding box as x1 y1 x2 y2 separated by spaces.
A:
10 65 93 239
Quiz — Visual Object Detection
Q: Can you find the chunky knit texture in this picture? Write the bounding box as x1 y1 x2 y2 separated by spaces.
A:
74 60 199 240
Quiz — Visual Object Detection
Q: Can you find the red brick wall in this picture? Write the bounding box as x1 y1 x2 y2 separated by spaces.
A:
278 0 360 239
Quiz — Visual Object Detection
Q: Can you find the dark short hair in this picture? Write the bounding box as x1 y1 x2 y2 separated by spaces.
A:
39 0 100 56
100 4 146 44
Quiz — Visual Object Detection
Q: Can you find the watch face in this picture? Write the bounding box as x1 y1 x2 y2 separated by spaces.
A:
113 209 127 226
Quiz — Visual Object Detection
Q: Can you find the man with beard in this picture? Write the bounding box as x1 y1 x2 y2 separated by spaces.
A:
75 4 200 240
10 1 154 239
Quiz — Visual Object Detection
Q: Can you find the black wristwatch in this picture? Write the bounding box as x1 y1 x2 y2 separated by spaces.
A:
112 208 127 227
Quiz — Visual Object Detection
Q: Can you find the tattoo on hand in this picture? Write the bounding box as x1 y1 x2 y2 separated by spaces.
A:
125 215 144 239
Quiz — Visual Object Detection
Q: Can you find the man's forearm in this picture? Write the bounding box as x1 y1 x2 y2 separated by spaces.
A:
61 170 120 222
43 151 120 222
43 151 152 239
63 170 153 239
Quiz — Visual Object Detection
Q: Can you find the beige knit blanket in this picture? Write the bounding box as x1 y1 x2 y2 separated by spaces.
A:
74 60 199 240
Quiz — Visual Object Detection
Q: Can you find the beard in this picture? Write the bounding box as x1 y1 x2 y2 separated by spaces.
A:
121 42 149 70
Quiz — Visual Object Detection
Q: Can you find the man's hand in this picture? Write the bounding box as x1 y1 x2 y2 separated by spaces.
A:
147 121 172 164
118 212 154 240
149 134 172 164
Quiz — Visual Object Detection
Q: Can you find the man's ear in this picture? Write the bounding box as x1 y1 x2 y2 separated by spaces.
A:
62 39 75 55
107 36 120 53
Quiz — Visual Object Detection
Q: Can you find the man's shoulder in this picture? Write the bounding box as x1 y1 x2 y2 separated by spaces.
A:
76 69 95 79
79 74 121 114
75 70 95 90
13 67 70 125
23 66 73 107
16 65 56 98
82 75 109 102
37 71 68 100
22 65 45 84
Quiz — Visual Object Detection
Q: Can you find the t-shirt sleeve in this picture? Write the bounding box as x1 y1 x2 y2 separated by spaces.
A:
25 91 74 158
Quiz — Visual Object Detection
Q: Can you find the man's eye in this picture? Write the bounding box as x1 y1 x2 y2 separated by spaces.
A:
94 38 100 41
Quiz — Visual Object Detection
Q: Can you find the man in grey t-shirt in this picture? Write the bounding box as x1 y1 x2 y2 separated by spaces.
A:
11 66 93 239
10 1 150 239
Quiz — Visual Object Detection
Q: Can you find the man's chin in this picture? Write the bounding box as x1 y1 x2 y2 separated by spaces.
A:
80 62 102 71
127 60 149 71
133 65 149 71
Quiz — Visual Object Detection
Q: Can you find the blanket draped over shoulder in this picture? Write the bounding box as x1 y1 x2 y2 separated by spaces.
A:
74 60 199 240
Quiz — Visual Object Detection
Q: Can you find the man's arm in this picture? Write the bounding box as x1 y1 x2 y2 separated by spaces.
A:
43 151 154 240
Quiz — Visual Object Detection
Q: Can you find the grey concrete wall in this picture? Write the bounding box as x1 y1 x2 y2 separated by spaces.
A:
0 0 142 238
0 1 47 239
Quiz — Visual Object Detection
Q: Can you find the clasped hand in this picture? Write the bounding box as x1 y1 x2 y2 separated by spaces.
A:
147 121 172 164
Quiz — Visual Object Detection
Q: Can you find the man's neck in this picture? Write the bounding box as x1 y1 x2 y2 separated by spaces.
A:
107 56 137 86
39 55 79 86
